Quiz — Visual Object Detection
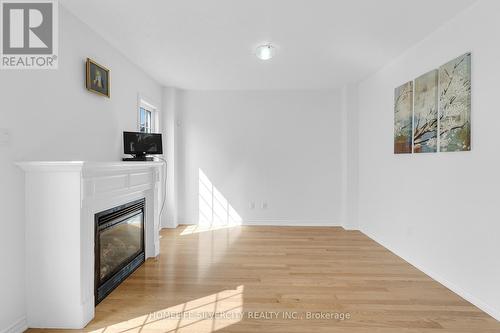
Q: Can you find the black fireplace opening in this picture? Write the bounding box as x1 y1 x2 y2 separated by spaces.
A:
95 198 145 304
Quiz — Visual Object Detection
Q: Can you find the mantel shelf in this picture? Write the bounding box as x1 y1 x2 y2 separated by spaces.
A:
16 160 164 172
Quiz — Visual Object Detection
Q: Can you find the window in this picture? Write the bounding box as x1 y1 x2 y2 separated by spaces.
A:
139 107 152 133
138 96 158 133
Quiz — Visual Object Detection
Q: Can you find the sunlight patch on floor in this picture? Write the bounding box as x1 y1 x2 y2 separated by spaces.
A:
89 286 244 333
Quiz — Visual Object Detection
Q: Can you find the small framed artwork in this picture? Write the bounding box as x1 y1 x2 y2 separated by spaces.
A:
86 58 110 97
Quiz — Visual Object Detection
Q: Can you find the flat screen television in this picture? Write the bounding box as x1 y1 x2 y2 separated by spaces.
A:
123 131 163 161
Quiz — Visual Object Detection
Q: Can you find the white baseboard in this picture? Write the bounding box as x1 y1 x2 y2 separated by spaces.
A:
341 224 360 231
1 317 28 333
362 228 500 322
161 223 179 229
178 219 341 227
242 219 340 227
161 217 179 229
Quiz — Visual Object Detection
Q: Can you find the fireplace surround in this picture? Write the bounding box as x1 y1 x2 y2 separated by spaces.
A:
17 161 163 329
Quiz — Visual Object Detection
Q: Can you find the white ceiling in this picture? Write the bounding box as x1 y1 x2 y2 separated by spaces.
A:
60 0 476 90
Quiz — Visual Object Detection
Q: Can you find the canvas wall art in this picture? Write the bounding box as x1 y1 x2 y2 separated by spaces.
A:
413 70 438 153
438 53 471 152
394 81 413 154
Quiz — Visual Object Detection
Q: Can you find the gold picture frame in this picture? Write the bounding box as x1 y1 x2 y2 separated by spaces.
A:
86 58 110 98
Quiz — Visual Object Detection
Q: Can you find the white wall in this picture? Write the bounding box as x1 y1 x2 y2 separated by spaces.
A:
357 0 500 320
0 6 162 332
340 84 359 230
161 87 180 228
176 90 342 226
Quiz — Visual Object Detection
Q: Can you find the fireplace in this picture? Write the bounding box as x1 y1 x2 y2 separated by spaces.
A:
95 198 145 304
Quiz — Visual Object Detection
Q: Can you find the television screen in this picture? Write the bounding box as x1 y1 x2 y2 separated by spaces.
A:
123 132 163 155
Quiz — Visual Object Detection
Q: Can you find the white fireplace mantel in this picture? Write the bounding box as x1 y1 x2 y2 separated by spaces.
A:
17 161 164 329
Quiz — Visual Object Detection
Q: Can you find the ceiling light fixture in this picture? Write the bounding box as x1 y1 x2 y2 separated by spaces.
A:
255 44 275 60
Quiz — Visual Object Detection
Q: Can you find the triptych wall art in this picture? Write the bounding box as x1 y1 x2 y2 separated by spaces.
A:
394 53 471 154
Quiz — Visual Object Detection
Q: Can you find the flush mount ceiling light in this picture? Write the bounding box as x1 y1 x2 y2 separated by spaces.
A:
255 44 275 60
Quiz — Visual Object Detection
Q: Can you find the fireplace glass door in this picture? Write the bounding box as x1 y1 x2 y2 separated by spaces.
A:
99 211 143 282
95 198 145 304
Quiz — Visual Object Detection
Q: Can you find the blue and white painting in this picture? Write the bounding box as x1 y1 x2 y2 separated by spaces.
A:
394 81 413 154
413 70 438 153
439 53 471 152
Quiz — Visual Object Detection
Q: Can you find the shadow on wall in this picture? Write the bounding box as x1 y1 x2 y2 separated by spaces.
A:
198 169 242 227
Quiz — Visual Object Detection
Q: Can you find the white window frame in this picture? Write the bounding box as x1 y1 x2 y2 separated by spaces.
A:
137 95 159 133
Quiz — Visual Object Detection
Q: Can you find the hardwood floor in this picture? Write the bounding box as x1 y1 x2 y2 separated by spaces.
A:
29 225 500 333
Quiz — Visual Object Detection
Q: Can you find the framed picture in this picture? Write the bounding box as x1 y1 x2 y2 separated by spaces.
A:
86 58 110 97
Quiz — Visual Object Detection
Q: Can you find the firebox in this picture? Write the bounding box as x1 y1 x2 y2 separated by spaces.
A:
95 198 145 304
